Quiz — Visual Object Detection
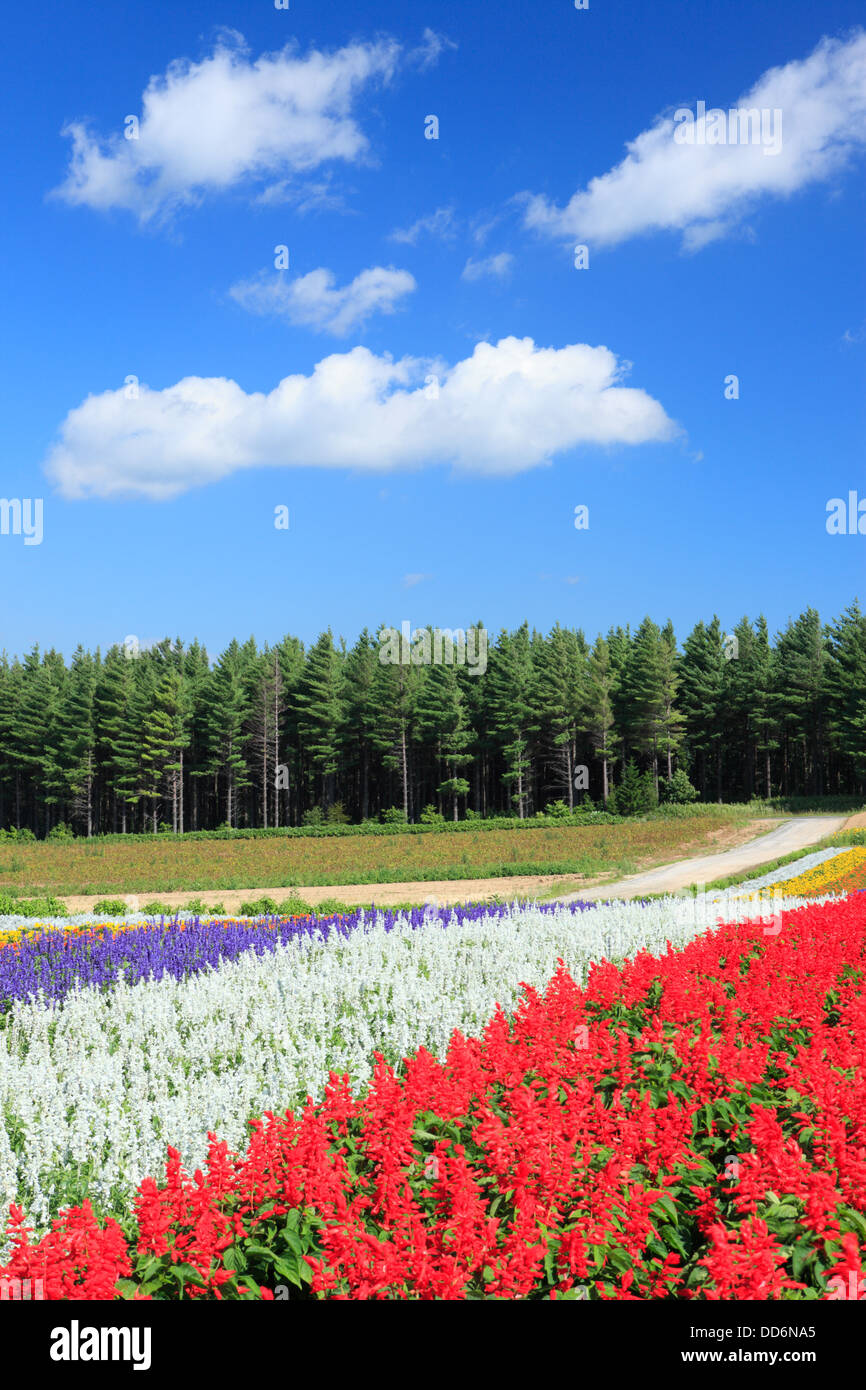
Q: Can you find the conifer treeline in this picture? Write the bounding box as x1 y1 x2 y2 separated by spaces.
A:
0 602 864 836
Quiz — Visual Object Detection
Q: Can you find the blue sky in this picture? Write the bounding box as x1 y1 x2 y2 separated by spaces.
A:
0 0 864 660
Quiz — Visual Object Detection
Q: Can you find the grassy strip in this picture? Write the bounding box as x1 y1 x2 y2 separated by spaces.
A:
0 798 801 847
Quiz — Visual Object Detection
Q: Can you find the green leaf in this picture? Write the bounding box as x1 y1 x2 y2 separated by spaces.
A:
222 1244 248 1273
245 1243 277 1262
273 1254 302 1288
764 1202 799 1221
138 1255 165 1284
841 1206 866 1240
654 1194 679 1225
282 1229 304 1257
171 1262 206 1290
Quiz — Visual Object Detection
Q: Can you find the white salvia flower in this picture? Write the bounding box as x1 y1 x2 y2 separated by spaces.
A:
0 893 826 1231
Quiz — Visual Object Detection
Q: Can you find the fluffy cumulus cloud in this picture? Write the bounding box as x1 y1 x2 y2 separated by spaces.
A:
45 337 678 500
229 265 416 336
522 31 866 250
52 33 403 222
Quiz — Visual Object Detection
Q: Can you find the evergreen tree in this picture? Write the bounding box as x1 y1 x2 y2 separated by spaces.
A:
415 656 473 820
825 600 866 790
199 640 250 827
487 623 535 818
295 631 343 812
679 619 725 800
54 646 98 836
585 635 619 808
533 624 586 809
340 630 379 821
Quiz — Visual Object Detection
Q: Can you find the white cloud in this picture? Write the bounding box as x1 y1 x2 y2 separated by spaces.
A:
522 31 866 250
402 572 432 588
389 206 456 244
45 336 678 501
471 211 505 246
229 265 416 336
462 252 514 281
409 29 458 71
52 33 402 222
254 174 350 213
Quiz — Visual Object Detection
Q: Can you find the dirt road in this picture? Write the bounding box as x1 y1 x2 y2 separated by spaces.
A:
556 815 848 902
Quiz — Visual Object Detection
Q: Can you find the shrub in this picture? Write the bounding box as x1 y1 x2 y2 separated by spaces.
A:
381 807 408 825
610 761 657 816
239 896 280 917
301 808 325 828
0 893 68 917
92 898 127 916
659 768 699 804
419 805 446 826
141 901 176 917
47 822 74 842
183 897 219 916
278 896 316 916
325 802 350 825
311 897 346 917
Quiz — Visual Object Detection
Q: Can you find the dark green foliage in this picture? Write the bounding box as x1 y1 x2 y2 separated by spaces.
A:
659 769 699 804
609 760 658 816
238 896 281 917
92 898 127 915
0 599 863 837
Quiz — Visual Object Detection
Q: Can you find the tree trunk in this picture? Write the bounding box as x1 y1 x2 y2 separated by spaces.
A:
273 664 280 829
262 705 268 829
401 725 409 821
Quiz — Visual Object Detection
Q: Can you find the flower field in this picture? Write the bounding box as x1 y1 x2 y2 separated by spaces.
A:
735 847 866 900
2 883 865 1300
0 889 861 1301
1 895 790 1229
0 809 756 896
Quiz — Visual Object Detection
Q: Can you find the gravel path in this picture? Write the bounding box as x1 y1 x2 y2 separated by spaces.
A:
556 816 848 902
